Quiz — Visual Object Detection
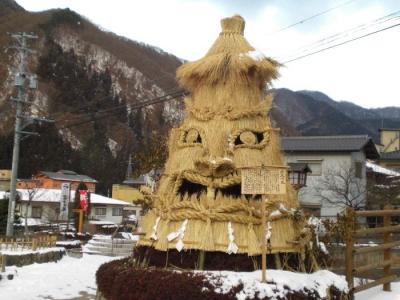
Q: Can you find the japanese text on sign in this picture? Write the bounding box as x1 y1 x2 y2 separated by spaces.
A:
60 183 70 218
241 167 287 195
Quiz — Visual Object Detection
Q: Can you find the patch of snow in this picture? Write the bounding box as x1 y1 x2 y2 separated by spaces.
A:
240 49 266 61
120 232 139 241
56 240 81 247
14 188 132 206
107 138 119 157
58 128 82 150
0 254 119 299
203 269 348 300
0 247 65 256
355 280 400 299
366 161 400 177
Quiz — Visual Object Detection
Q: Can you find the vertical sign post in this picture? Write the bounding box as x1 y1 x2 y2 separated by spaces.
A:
60 183 71 221
241 166 287 283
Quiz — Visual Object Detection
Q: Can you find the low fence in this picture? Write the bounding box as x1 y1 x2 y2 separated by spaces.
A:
345 206 400 295
0 235 58 252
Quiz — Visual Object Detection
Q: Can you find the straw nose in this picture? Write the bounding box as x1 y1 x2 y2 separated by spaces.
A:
221 15 245 35
194 158 235 178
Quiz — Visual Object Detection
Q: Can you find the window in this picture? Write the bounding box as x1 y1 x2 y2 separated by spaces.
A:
95 207 107 216
112 207 123 216
31 206 42 218
355 161 363 178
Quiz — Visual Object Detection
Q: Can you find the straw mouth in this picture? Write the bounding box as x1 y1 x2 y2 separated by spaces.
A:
176 171 262 201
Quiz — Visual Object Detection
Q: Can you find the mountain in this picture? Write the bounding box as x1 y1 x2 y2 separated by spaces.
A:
1 1 399 193
0 1 183 193
294 90 400 141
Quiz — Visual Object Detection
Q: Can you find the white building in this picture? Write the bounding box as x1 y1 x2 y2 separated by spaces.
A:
282 135 379 217
0 189 134 227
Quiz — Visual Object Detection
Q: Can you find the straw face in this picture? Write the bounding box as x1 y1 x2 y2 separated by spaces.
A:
138 15 300 255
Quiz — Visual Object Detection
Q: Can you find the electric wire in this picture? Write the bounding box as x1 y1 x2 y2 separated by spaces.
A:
59 90 186 129
279 10 400 62
282 20 400 64
268 0 358 35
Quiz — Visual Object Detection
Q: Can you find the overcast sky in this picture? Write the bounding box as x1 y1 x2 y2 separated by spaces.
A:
16 0 400 108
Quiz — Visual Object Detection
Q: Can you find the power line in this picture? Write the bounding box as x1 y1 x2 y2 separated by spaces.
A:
282 21 400 64
268 0 357 35
56 88 184 124
59 90 186 130
280 10 400 61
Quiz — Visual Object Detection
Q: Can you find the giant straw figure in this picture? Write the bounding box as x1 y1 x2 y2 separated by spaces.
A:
138 15 301 264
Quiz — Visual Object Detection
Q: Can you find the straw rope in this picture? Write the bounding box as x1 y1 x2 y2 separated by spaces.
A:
185 97 272 121
152 200 290 226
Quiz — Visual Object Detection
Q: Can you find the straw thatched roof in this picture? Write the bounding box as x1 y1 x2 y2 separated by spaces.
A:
177 15 279 94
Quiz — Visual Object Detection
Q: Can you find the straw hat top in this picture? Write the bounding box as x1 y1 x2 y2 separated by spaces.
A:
220 15 245 35
177 15 279 93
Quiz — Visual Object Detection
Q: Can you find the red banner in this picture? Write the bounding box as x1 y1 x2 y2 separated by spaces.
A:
79 190 88 213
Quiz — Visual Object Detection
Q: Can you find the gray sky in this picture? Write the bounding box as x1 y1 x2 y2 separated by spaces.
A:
16 0 400 108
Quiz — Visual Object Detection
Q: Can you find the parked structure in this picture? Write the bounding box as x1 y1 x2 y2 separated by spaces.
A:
0 170 11 192
17 170 97 192
282 135 379 217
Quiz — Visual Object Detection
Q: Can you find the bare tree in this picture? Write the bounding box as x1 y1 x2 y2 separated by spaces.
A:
367 177 400 209
313 164 367 210
19 180 44 235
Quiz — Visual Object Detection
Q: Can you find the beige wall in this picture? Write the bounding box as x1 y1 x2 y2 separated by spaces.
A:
112 184 144 203
380 129 400 152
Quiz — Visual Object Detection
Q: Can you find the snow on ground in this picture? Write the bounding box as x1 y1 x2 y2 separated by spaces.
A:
0 247 64 256
204 269 348 299
355 282 400 300
0 254 120 300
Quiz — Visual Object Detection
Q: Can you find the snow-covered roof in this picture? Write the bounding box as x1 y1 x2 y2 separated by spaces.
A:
15 218 49 226
366 161 400 177
1 189 132 206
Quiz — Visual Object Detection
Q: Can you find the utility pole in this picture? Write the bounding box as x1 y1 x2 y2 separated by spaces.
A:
6 32 53 236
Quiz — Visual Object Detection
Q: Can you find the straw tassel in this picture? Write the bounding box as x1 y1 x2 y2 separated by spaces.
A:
156 219 170 251
199 218 215 251
247 223 260 256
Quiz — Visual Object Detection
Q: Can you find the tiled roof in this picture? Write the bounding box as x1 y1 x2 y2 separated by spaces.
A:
380 150 400 160
281 135 379 159
123 175 147 185
39 170 97 183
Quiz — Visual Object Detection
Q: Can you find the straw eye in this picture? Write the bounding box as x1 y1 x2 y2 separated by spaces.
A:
184 129 202 144
234 131 265 146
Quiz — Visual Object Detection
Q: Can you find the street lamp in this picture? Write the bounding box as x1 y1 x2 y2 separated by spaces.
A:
288 163 311 190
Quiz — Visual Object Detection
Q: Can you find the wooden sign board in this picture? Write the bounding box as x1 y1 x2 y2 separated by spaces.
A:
241 167 287 195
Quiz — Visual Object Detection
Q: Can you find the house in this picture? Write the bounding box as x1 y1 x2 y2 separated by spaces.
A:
0 189 133 228
17 170 97 192
281 135 379 217
379 151 400 172
379 128 400 153
0 169 11 191
111 162 161 223
377 128 400 171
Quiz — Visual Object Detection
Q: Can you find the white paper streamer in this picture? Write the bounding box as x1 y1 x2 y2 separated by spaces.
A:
150 217 161 240
266 221 272 241
227 222 238 254
167 219 188 252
